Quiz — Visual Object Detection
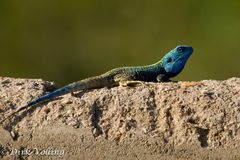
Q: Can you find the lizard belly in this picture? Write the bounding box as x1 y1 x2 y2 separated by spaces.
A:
133 72 159 82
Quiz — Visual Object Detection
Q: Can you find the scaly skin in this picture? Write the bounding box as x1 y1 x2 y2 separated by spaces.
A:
0 45 193 124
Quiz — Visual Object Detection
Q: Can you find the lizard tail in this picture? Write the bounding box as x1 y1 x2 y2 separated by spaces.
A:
0 75 113 124
23 81 85 108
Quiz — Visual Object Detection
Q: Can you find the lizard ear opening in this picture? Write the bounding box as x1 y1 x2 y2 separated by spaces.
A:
166 57 173 63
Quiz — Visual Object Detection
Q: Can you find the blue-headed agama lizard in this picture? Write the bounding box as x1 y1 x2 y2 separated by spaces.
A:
0 45 193 124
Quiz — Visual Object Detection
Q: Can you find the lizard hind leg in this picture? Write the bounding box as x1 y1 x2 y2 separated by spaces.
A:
114 73 143 87
119 80 144 87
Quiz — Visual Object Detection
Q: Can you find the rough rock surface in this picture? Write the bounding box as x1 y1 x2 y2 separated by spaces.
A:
0 77 240 160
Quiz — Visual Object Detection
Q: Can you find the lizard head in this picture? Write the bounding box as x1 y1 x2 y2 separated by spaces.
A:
161 45 193 77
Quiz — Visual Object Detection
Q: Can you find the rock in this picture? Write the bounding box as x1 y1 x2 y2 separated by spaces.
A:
0 77 240 160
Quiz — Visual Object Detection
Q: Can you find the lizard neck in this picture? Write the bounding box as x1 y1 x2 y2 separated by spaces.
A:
152 59 163 67
131 60 163 76
146 59 163 71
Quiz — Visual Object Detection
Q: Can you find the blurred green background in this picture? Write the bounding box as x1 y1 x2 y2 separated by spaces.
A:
0 0 240 86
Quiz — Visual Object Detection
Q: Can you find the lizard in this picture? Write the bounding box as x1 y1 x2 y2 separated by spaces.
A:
0 45 193 124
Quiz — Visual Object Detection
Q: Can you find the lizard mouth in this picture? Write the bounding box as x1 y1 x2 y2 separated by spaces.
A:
178 50 193 61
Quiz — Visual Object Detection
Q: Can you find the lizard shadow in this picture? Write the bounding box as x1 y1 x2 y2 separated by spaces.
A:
70 90 92 98
3 104 42 140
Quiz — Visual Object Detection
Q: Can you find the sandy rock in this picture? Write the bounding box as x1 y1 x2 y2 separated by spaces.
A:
0 77 240 160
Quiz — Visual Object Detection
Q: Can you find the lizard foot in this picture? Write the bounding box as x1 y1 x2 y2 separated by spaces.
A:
156 74 172 82
119 80 144 87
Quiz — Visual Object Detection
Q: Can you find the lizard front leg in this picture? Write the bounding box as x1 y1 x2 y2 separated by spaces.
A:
156 74 170 82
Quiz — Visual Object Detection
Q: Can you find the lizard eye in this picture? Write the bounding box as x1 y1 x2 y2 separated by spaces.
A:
177 47 185 53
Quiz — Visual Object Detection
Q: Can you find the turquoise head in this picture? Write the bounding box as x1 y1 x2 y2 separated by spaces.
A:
161 45 193 77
